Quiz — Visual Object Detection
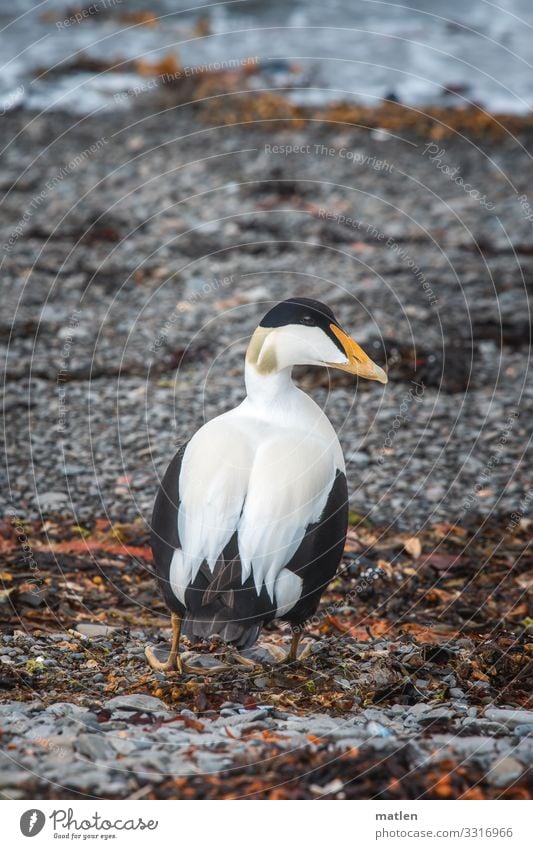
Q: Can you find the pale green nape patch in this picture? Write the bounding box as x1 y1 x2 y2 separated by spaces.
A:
245 326 278 374
256 345 278 375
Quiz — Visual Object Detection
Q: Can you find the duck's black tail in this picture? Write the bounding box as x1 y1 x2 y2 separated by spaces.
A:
181 546 273 650
181 612 261 650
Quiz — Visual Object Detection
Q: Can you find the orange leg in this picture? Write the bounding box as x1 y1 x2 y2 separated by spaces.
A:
145 612 183 673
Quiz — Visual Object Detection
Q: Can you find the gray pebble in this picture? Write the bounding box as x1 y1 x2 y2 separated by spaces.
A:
486 755 524 787
36 491 69 509
75 623 121 638
418 709 454 726
514 724 533 737
0 770 31 789
366 720 395 737
485 708 533 728
75 733 111 762
45 703 78 717
105 694 171 714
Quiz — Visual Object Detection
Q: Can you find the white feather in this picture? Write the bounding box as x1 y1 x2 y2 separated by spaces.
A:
238 431 335 600
169 548 187 604
177 417 253 582
275 569 303 616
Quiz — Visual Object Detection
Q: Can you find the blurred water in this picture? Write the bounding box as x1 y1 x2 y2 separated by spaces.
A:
0 0 532 114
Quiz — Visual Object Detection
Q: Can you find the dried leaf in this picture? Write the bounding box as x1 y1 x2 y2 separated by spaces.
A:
404 536 422 559
135 54 180 78
515 571 533 592
419 552 463 572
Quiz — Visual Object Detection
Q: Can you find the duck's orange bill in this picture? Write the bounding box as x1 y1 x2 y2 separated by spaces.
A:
329 325 388 383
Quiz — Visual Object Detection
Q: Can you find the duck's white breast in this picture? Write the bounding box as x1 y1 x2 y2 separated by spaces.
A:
172 391 344 605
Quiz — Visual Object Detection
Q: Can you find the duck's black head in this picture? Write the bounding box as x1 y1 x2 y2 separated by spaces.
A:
247 297 387 383
259 298 343 352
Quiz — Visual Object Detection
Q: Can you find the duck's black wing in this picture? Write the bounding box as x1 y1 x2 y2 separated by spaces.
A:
150 444 188 617
281 469 348 628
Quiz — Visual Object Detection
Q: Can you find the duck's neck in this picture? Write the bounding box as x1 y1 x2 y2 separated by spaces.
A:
243 348 343 471
242 329 343 468
244 361 297 407
244 326 299 408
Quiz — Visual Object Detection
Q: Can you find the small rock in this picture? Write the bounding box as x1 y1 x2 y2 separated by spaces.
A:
63 464 89 475
18 587 48 607
418 709 453 726
486 756 523 787
105 694 170 714
214 709 268 727
349 451 369 465
461 717 508 735
449 688 465 698
406 703 432 716
0 770 31 789
364 707 392 720
75 623 121 638
310 778 344 795
485 708 533 728
514 725 533 737
456 639 475 649
194 752 232 773
471 680 490 691
239 720 271 732
109 738 137 756
75 733 110 762
45 703 85 718
366 720 394 737
36 491 69 509
448 735 497 757
64 767 115 791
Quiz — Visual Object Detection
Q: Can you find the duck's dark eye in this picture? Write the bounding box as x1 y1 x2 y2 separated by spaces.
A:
300 315 315 326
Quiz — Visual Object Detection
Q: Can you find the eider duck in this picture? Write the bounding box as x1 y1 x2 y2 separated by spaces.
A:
146 298 387 673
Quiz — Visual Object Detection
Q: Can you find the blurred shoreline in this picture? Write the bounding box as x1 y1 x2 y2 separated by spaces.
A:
4 51 533 139
2 0 533 116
